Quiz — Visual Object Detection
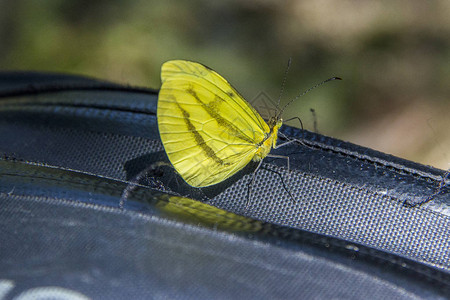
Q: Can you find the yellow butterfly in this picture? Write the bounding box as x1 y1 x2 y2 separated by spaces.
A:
157 60 339 189
157 59 285 188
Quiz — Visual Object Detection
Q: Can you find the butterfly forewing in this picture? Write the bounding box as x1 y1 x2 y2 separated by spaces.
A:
158 60 270 187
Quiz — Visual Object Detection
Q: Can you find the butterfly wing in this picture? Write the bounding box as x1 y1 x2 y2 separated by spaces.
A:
158 60 270 187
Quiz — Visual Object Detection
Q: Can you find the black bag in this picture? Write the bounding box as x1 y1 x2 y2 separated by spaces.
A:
0 72 448 299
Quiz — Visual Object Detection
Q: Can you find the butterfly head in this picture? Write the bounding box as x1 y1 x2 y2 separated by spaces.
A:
268 116 283 130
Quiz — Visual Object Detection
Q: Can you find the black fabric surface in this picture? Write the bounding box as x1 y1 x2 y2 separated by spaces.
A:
0 72 449 299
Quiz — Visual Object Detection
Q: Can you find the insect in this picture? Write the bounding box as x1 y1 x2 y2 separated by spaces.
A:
157 60 339 194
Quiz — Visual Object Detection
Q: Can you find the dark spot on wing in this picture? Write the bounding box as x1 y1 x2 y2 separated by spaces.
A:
176 102 228 166
186 87 257 145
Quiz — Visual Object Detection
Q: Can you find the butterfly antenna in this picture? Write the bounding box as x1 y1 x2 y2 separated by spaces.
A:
275 58 292 113
277 76 342 119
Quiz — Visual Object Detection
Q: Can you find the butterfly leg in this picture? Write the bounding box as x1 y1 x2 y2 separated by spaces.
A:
274 136 305 149
261 164 296 202
271 137 302 173
283 116 304 131
265 154 297 202
245 159 265 210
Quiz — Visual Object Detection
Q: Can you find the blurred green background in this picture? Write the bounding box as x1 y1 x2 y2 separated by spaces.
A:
1 0 449 169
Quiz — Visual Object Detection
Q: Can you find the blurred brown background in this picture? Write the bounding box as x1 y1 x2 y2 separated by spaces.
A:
0 0 448 170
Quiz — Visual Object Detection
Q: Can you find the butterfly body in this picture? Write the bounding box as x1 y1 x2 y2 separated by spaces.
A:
157 60 281 187
254 117 282 161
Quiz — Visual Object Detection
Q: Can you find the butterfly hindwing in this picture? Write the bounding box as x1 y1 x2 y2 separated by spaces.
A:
158 60 270 187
